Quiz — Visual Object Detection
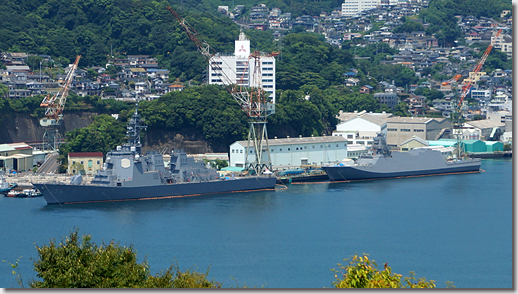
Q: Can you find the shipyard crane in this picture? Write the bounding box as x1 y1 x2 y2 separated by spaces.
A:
451 29 502 157
40 55 81 151
166 6 276 174
441 74 462 87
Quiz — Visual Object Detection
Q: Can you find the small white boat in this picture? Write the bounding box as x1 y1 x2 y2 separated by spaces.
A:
6 188 42 198
0 176 17 195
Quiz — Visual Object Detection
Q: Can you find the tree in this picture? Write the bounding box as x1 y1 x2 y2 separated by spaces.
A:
57 114 128 172
29 229 221 288
332 254 448 288
393 102 410 117
414 87 444 101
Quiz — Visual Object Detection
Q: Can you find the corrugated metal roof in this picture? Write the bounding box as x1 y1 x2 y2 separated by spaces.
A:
9 154 32 158
386 117 441 124
0 145 15 152
68 152 103 158
484 141 500 145
427 140 457 147
464 119 504 129
7 143 31 148
233 136 347 147
401 135 429 146
337 111 393 125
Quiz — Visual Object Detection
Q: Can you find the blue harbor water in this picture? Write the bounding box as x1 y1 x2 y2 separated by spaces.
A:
0 159 512 288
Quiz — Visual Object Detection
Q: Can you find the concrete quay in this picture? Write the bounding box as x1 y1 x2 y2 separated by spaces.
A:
4 173 93 188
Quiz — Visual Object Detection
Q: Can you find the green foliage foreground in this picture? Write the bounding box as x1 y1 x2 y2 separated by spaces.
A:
332 253 451 288
29 229 220 288
10 230 453 288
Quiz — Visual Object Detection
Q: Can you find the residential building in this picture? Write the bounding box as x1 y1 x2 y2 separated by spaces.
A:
342 0 398 18
229 136 348 168
359 85 373 93
471 89 491 100
385 117 452 148
374 92 398 109
68 152 104 175
462 71 487 84
492 32 512 57
208 31 276 103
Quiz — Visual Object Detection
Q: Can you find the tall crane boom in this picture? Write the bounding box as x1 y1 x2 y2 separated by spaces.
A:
165 6 276 118
166 6 276 174
451 28 502 158
40 55 80 151
456 29 501 108
40 55 81 127
165 7 248 111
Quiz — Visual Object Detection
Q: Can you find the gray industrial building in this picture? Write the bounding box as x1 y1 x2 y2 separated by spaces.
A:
229 136 348 168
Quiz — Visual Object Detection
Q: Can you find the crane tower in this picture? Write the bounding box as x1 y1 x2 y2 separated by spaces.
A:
166 6 276 174
451 29 502 158
40 55 81 151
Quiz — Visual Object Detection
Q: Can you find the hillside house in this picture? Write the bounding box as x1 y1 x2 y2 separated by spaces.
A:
359 85 373 94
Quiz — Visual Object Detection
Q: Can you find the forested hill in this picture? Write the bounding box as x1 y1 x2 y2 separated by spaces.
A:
0 0 512 155
1 0 241 81
1 0 512 68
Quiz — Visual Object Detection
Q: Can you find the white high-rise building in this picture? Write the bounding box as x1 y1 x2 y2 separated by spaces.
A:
207 31 276 103
342 0 398 17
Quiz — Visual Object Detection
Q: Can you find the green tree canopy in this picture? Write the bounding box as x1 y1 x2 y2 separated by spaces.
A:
413 87 445 101
30 229 220 288
58 114 128 172
332 254 447 288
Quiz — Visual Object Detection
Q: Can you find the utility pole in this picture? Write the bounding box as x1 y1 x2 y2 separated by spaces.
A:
39 61 42 82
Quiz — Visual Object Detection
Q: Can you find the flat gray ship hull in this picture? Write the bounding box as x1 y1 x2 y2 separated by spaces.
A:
323 149 481 181
34 177 277 205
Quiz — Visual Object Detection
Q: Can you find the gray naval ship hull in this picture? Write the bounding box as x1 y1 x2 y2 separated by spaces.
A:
34 176 277 205
323 149 481 181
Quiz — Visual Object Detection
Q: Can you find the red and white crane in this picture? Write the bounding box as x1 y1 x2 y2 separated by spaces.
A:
452 29 502 157
166 7 276 174
40 55 81 150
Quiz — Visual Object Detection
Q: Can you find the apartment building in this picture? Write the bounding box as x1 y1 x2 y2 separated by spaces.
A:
207 31 276 103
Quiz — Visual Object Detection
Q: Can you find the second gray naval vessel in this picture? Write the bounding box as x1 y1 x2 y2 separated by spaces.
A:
322 133 481 181
34 103 276 205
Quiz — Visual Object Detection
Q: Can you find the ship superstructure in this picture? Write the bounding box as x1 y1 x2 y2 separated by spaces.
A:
323 133 481 181
34 103 276 205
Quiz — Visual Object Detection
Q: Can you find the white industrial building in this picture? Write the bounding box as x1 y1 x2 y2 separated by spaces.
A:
342 0 399 17
208 31 276 103
332 110 392 146
229 136 348 168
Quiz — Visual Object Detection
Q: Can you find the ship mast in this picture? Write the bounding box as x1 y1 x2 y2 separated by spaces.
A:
126 99 147 154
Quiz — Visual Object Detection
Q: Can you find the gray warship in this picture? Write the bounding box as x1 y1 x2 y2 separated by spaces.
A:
34 103 276 205
322 133 481 181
